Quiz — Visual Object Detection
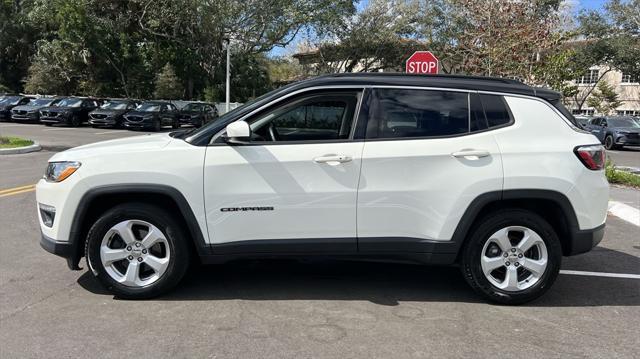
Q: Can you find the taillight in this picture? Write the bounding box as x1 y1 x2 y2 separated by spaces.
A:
574 145 606 170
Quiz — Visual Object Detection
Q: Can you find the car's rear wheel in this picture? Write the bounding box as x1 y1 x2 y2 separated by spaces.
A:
460 209 561 304
85 203 190 299
604 135 618 150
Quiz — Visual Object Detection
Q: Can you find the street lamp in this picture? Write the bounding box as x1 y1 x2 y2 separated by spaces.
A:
223 37 230 114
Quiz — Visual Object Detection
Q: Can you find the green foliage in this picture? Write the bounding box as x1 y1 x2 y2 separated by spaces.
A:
153 64 183 100
587 82 622 115
0 136 33 149
606 160 640 188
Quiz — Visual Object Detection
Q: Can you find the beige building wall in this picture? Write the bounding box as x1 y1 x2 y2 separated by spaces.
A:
566 67 640 116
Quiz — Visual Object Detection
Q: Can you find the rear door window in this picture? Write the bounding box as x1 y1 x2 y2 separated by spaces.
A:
366 89 470 139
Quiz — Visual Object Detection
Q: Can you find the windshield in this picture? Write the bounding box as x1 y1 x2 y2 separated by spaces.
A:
55 98 83 107
608 118 640 128
101 101 128 110
0 96 21 106
183 103 204 111
136 103 161 112
29 98 56 107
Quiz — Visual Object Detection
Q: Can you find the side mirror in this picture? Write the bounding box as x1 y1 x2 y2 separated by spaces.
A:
225 121 251 145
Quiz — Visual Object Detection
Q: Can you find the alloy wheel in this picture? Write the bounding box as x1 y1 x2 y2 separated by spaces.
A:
480 226 548 292
100 220 171 287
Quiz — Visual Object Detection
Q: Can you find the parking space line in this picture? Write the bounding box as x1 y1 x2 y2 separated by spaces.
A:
94 131 121 135
608 201 640 226
560 270 640 279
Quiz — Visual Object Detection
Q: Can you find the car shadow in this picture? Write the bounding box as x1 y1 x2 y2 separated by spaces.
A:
77 247 640 307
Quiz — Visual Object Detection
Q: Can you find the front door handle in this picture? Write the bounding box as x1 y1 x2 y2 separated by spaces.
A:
451 149 490 159
313 154 352 165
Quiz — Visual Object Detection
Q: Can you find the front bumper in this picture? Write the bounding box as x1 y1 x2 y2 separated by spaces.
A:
567 223 605 255
40 232 72 257
614 134 640 146
12 112 39 121
40 114 70 124
124 119 153 129
89 117 118 127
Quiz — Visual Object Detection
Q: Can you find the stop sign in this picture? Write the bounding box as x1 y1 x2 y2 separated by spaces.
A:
405 51 439 74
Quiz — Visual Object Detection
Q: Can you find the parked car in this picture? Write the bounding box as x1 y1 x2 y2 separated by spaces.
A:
584 116 640 150
0 95 35 121
178 102 219 127
36 73 608 304
11 97 63 123
574 115 591 129
88 99 139 128
123 101 180 131
40 97 100 126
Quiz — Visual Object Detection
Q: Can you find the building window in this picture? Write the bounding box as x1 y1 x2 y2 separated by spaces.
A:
572 109 594 115
576 70 599 84
617 110 640 116
621 73 639 84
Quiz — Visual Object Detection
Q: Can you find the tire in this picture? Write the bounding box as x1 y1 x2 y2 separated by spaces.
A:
153 119 161 132
85 203 191 299
604 135 618 150
460 209 562 305
172 119 180 129
70 115 81 127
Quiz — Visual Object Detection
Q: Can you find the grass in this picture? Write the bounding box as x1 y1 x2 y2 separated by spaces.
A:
605 160 640 188
0 136 34 149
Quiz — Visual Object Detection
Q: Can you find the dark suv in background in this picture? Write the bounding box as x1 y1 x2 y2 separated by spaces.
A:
178 102 219 127
585 116 640 150
40 98 101 126
11 97 63 123
88 99 139 128
0 95 34 121
123 101 179 131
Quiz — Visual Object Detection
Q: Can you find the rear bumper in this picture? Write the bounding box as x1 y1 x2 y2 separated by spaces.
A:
567 223 605 256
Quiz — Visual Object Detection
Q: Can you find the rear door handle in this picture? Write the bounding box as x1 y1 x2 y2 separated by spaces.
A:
451 149 490 159
313 154 352 165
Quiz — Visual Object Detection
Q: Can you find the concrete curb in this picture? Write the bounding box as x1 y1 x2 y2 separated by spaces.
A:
0 142 41 155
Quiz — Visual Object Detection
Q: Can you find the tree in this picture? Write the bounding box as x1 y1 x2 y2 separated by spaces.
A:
153 63 183 100
587 81 622 115
437 0 563 80
0 0 41 93
309 0 422 74
569 0 640 111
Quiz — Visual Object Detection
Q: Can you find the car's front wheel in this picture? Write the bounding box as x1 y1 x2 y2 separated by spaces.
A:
461 209 562 304
85 203 190 299
604 135 618 150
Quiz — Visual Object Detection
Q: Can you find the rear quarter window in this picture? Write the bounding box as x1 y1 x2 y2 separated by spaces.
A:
479 94 513 128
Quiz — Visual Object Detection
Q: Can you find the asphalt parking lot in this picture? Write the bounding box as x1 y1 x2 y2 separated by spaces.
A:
1 123 639 358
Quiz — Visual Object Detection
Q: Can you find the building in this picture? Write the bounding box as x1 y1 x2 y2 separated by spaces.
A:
565 67 640 116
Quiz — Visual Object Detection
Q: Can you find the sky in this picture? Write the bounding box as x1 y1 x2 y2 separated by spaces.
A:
268 0 608 57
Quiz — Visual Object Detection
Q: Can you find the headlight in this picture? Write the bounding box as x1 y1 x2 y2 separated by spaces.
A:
44 161 81 182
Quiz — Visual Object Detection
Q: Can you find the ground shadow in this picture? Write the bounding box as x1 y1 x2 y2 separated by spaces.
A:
77 247 639 307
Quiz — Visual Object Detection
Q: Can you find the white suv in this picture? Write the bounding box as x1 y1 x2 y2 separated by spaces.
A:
36 74 609 304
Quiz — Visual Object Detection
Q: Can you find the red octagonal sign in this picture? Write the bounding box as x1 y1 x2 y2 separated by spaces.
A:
405 51 439 74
